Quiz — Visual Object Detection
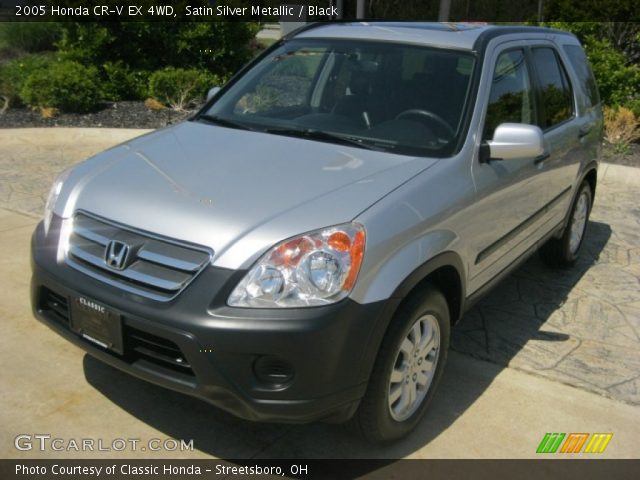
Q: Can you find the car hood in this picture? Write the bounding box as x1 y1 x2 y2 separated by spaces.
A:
58 121 438 269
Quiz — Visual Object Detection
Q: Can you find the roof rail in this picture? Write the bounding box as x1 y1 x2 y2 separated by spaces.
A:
282 19 375 41
282 22 327 40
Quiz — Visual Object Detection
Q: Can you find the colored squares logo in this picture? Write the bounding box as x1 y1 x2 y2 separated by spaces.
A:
537 433 613 454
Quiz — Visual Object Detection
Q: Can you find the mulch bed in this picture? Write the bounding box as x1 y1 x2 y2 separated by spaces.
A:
0 101 190 129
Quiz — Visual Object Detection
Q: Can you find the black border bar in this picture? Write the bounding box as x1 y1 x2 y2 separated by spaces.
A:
1 459 639 480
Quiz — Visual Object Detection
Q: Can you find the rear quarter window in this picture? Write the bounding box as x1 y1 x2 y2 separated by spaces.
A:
531 47 574 129
563 44 600 108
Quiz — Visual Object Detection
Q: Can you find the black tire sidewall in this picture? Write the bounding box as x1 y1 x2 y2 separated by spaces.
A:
360 286 450 442
561 182 592 263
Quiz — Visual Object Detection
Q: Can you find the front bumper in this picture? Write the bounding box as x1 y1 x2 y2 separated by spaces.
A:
30 216 397 423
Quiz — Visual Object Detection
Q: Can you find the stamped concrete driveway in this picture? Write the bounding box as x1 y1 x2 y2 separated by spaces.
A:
1 128 639 459
453 162 640 405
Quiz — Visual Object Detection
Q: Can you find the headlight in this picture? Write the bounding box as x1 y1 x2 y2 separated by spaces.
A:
228 223 366 308
43 169 71 234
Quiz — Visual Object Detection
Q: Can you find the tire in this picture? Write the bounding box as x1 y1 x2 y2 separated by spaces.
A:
540 181 592 268
351 285 450 443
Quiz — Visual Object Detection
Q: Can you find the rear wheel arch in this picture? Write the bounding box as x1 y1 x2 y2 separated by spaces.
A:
583 166 597 203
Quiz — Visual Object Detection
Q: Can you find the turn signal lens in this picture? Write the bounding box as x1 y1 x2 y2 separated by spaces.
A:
228 223 366 308
327 231 351 252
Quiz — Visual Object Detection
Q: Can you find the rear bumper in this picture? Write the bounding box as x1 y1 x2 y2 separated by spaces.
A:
31 216 398 423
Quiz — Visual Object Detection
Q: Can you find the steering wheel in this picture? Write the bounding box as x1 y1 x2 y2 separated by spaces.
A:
395 109 455 138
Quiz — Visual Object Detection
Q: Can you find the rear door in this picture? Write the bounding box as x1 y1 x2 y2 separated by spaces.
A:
527 44 582 224
467 44 553 292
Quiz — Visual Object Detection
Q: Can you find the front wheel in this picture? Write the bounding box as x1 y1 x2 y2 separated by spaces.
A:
540 181 592 267
351 285 450 442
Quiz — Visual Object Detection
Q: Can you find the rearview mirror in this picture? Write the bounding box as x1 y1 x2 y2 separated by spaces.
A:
481 123 544 163
207 86 221 101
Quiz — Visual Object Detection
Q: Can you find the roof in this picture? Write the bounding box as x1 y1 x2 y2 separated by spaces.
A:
294 22 573 51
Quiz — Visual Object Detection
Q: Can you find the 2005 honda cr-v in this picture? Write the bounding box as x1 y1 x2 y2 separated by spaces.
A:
31 22 602 442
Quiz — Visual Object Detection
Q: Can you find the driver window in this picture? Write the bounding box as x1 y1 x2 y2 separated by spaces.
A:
483 49 534 140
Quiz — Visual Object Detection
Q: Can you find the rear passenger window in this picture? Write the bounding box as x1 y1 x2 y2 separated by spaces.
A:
483 49 534 140
531 48 574 129
563 45 600 108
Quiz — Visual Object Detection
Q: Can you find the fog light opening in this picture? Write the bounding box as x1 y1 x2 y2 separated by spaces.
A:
253 356 295 387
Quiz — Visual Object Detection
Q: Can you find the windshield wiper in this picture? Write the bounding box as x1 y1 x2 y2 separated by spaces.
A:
265 127 383 151
196 114 254 131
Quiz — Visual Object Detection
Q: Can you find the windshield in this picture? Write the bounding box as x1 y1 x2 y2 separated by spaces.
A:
199 39 476 157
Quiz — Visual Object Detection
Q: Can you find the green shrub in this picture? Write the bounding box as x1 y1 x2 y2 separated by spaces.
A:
0 53 56 107
544 22 640 115
20 60 102 113
582 36 640 108
0 22 62 52
102 62 149 101
148 68 220 110
58 20 259 78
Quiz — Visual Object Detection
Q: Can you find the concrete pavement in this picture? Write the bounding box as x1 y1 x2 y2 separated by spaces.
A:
1 127 639 459
0 129 152 217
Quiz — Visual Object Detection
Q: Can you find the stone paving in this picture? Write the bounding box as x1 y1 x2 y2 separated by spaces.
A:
453 163 640 405
0 128 151 217
1 128 639 405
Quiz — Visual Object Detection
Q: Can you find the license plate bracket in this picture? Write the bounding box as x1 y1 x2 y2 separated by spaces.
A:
70 296 123 354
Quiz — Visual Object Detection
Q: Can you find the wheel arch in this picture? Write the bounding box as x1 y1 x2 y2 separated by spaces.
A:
357 251 466 383
390 251 466 326
583 164 597 204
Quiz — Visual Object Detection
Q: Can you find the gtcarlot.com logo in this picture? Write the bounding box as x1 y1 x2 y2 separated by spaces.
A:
14 434 194 453
536 432 613 454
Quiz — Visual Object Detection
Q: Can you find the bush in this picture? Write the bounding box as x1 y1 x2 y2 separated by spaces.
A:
20 60 102 113
148 68 220 111
604 106 640 153
0 53 56 108
102 62 149 101
544 22 640 115
58 20 259 78
0 22 62 53
582 37 640 109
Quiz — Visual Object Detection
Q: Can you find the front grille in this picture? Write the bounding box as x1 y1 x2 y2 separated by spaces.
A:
40 287 70 325
125 327 194 376
65 213 211 301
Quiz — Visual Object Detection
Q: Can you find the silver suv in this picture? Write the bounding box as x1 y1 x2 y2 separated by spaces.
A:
31 22 602 442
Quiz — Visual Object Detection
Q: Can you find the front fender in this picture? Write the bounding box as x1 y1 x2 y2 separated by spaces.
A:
350 229 464 305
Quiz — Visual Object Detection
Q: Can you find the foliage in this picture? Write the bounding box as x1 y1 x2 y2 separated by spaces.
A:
0 53 56 108
366 0 546 21
542 22 640 116
603 106 640 153
544 1 640 25
102 62 149 101
148 68 220 111
57 19 259 79
0 22 62 53
20 60 102 113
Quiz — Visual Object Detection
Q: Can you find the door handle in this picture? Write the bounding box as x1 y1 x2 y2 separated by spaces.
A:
578 126 592 138
534 153 550 165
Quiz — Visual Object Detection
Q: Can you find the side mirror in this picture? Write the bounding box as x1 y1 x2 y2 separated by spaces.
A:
481 123 545 163
207 86 221 101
